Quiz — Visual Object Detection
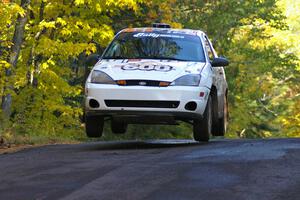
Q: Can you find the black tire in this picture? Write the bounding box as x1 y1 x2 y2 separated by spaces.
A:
111 121 127 134
85 115 104 138
213 95 228 136
211 90 219 136
193 96 212 142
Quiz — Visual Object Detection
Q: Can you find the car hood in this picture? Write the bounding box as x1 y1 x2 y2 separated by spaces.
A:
92 59 206 82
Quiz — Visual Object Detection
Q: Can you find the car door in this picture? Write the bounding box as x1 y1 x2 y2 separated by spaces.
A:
203 35 227 118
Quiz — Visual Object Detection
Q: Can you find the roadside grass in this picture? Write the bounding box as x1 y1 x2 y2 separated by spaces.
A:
0 120 257 152
98 122 194 141
1 122 195 149
0 126 86 149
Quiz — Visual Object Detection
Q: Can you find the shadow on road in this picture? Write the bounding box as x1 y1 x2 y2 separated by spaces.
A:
79 139 220 151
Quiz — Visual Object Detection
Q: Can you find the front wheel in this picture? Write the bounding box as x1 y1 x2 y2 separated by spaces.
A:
85 115 104 138
193 96 212 142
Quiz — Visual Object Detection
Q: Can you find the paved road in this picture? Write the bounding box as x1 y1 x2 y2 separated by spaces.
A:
0 138 299 200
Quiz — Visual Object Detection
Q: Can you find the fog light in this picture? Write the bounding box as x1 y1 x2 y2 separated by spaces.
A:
185 102 197 111
89 99 100 108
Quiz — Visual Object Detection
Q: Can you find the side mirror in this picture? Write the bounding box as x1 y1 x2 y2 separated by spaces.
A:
86 54 100 66
211 57 229 67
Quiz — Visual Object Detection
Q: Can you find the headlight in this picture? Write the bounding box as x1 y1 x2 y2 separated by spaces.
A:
170 74 200 86
91 70 116 84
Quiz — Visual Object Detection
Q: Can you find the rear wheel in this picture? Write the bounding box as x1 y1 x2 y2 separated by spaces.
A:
111 121 127 134
214 95 228 136
193 96 212 142
85 115 104 138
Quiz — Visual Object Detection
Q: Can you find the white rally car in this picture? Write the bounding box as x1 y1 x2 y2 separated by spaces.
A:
85 23 229 142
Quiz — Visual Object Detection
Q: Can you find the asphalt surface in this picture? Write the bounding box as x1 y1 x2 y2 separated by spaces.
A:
0 138 299 200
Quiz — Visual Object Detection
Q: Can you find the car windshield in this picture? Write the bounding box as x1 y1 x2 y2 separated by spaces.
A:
102 31 205 62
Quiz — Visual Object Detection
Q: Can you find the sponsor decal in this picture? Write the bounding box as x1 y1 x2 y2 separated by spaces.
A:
117 62 174 72
121 29 199 37
133 32 184 39
167 30 198 36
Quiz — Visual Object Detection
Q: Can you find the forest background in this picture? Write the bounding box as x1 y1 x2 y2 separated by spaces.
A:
0 0 299 145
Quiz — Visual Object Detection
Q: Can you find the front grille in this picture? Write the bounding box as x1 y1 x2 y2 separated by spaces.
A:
118 80 161 86
105 100 180 108
127 80 160 86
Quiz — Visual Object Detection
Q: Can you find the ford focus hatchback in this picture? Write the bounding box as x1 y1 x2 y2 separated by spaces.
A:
85 24 229 142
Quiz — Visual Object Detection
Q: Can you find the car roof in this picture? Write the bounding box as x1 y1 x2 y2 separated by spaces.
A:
119 27 206 37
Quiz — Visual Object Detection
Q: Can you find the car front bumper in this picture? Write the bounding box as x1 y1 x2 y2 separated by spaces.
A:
85 83 210 121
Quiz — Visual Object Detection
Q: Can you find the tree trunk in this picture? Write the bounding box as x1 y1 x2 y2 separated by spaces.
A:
31 0 45 88
1 0 31 118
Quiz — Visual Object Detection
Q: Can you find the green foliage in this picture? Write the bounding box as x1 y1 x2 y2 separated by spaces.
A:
169 0 299 138
0 0 141 143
